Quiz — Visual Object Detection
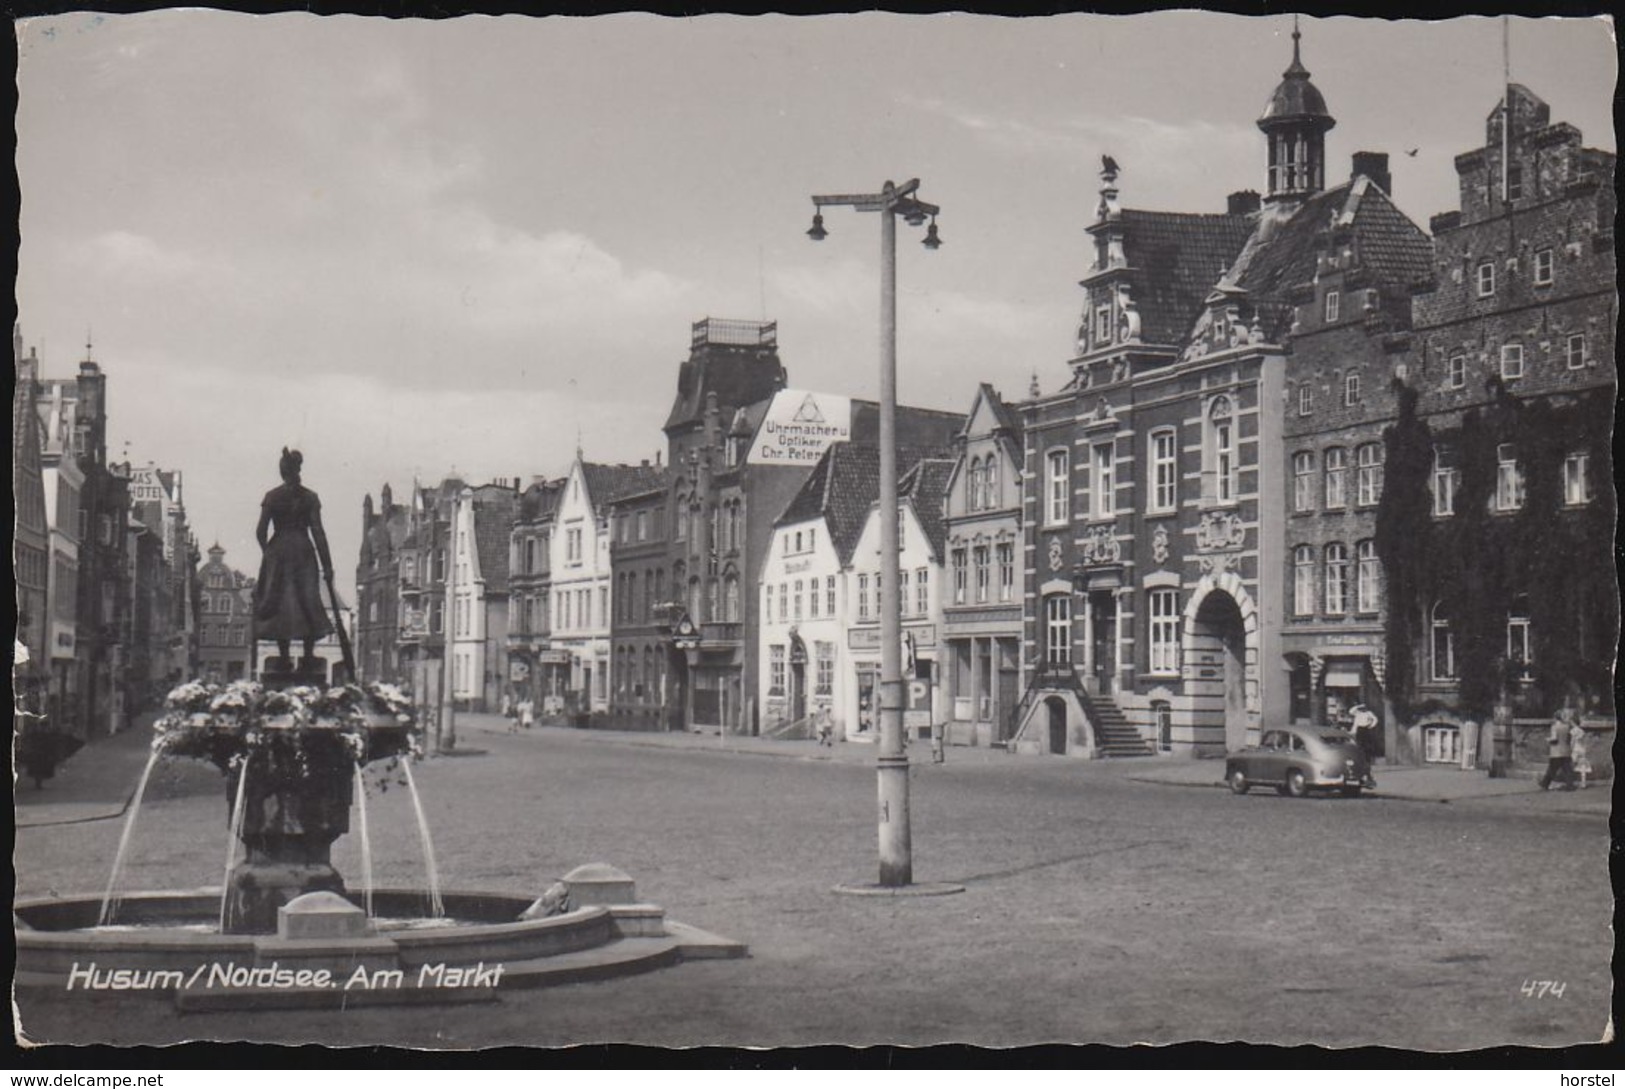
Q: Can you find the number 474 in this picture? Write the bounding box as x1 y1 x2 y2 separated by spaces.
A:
1521 980 1567 998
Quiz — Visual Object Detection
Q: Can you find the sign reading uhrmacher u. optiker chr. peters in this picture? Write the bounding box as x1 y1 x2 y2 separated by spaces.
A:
747 390 852 465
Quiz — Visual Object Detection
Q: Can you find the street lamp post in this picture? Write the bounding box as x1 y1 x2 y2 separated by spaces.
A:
808 179 942 889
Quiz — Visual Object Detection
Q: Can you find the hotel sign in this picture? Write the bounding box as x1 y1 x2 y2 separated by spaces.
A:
129 466 170 504
748 390 851 465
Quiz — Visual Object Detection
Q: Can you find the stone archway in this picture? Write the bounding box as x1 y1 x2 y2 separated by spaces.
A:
1183 572 1259 753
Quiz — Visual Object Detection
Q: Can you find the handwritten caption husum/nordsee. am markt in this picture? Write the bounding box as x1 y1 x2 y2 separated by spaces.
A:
64 961 504 991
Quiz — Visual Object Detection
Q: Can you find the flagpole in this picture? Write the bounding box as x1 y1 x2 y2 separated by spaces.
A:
1501 15 1511 204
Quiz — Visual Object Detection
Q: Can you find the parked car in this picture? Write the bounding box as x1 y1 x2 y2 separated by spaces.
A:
1226 724 1373 798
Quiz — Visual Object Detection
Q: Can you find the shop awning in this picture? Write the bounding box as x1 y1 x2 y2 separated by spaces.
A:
1324 667 1364 688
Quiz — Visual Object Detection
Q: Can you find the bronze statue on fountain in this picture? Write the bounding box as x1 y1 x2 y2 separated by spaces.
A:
255 446 350 685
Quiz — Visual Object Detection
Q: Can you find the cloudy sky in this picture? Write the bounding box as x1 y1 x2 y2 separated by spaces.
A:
15 11 1615 598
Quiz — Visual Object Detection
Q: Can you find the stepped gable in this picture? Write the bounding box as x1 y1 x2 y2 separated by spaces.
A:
1115 210 1255 346
470 484 519 594
899 457 957 561
1228 179 1432 341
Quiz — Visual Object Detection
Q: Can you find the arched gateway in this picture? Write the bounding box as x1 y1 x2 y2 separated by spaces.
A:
1182 572 1259 752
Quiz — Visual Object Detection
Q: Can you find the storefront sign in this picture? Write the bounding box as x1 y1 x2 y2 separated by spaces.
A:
538 650 571 665
848 625 936 651
747 390 852 465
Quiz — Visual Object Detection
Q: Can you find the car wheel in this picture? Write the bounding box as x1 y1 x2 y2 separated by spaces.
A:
1228 768 1249 794
1284 769 1308 798
1340 786 1363 798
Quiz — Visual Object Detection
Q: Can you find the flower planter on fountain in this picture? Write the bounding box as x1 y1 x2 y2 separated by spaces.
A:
154 679 419 934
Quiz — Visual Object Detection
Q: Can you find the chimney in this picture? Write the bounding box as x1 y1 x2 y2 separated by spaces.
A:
1352 152 1391 196
1227 190 1261 216
655 450 663 468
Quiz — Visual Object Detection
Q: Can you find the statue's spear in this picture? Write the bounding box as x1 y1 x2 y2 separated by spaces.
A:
324 571 358 683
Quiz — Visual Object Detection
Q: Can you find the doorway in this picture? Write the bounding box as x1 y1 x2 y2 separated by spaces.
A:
1192 590 1248 751
1089 591 1116 694
1045 696 1067 754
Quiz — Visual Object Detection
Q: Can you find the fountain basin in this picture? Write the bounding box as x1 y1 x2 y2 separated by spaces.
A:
14 886 745 1008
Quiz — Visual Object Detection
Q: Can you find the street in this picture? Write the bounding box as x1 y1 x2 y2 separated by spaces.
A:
13 716 1612 1050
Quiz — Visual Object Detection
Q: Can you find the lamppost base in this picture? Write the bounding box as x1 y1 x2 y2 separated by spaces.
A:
831 881 966 898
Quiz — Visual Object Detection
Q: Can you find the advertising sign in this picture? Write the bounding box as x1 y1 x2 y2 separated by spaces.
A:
747 390 852 465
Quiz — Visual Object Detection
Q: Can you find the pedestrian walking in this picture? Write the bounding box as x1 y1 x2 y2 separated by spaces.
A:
816 707 834 747
519 697 536 732
1569 713 1591 789
1538 708 1576 791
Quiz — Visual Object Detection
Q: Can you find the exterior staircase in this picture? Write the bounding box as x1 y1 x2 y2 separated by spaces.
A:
1077 689 1154 757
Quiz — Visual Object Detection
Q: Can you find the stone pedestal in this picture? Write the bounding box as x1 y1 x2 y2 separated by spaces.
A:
223 735 355 934
261 657 326 690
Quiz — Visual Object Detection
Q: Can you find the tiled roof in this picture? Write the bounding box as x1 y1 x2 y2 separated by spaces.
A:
1231 180 1433 340
779 442 954 566
582 463 669 510
900 457 956 561
470 485 518 593
1117 210 1255 345
517 478 564 523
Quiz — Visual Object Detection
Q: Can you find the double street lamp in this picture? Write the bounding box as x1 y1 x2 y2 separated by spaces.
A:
807 179 946 891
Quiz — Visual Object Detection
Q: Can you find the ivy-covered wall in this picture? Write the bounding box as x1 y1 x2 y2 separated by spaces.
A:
1375 381 1615 723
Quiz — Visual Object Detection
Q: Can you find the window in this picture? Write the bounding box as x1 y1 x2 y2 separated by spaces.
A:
1208 397 1236 504
1298 383 1314 416
1447 354 1467 390
985 458 999 510
952 548 967 605
1046 449 1069 524
1506 597 1533 681
997 542 1014 602
769 645 785 696
1499 342 1524 380
1324 290 1340 323
1095 305 1112 343
873 573 882 619
1324 543 1349 616
973 545 990 604
777 582 787 623
1150 430 1178 512
1148 589 1180 674
815 642 834 696
725 576 740 622
1430 602 1456 681
1044 594 1072 665
1432 446 1458 517
1534 248 1554 285
566 527 582 564
915 567 929 616
1495 443 1524 512
1563 451 1591 506
1476 261 1495 297
1424 725 1461 764
858 575 870 621
1293 545 1316 616
1093 443 1115 518
706 579 719 623
793 579 803 621
1344 372 1361 406
826 576 836 618
1565 334 1587 369
898 570 910 616
598 587 608 628
637 511 648 541
1292 451 1316 513
1355 444 1383 507
674 505 687 542
808 577 819 619
1356 540 1379 614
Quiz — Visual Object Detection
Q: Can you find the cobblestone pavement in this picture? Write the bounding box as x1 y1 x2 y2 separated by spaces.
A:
13 713 1613 1050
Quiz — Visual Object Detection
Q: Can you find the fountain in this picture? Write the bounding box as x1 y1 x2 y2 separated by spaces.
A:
14 671 746 1009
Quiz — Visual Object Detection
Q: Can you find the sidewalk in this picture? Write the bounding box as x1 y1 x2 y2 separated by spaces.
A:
13 714 160 828
1115 753 1611 812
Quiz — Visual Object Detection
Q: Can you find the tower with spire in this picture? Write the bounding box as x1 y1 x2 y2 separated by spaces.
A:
1257 19 1336 206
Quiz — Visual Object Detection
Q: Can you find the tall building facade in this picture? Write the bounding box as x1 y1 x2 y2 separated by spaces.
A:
196 544 256 683
356 484 409 684
1377 84 1615 764
606 466 674 727
507 478 564 713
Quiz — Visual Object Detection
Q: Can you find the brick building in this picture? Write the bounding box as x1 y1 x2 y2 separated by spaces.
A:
1014 29 1425 758
355 484 410 684
606 465 674 727
507 477 564 713
1377 84 1615 765
396 478 461 730
196 544 256 682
